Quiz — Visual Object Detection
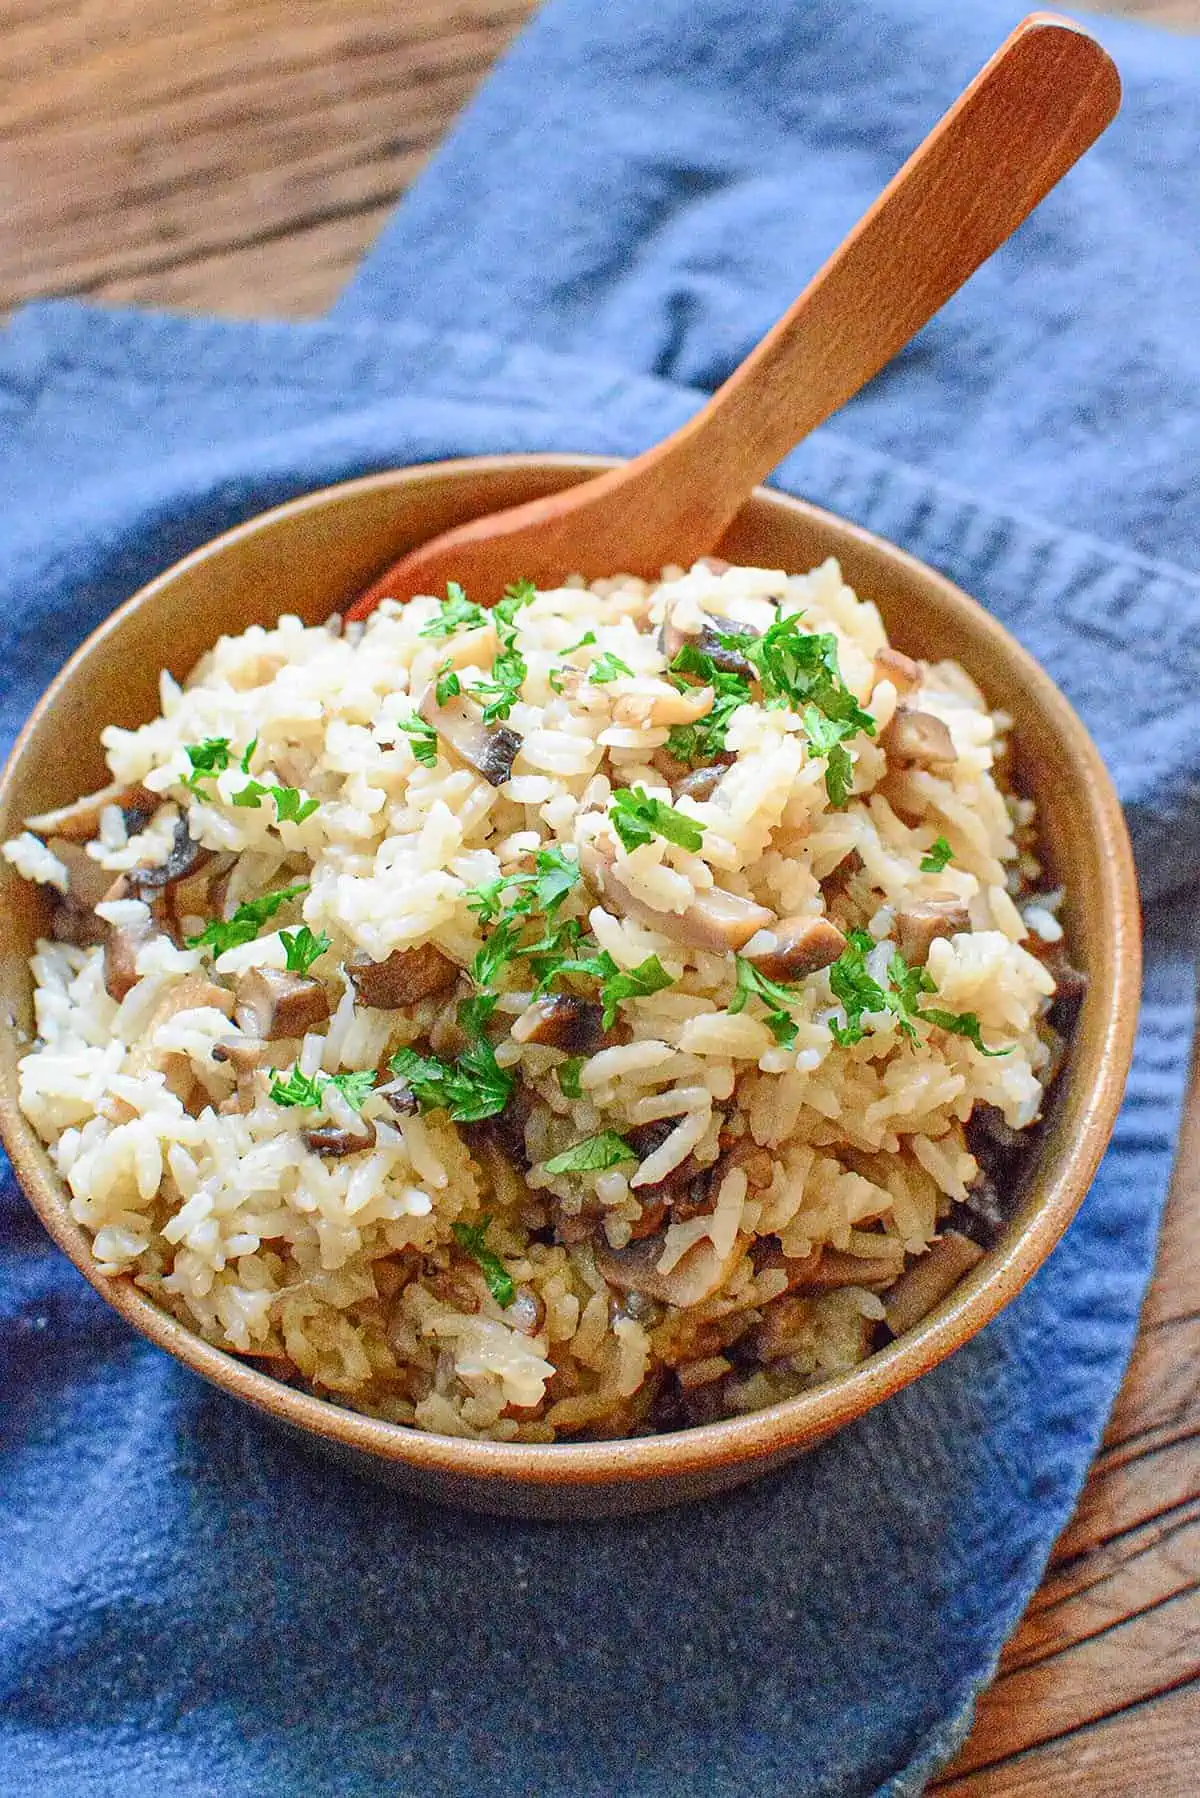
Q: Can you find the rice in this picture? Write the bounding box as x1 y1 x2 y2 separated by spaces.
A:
3 558 1076 1438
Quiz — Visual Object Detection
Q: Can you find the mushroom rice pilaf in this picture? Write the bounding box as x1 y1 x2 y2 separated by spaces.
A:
2 558 1082 1439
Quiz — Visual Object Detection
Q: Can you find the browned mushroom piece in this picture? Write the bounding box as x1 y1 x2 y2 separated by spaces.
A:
871 646 922 697
234 967 331 1040
302 1118 378 1157
125 816 211 899
417 684 521 787
124 974 235 1084
579 839 774 954
347 943 459 1009
103 906 164 1002
752 1293 817 1363
44 838 114 911
754 1238 902 1294
374 1076 419 1117
671 762 733 803
510 994 608 1053
883 1230 985 1336
895 900 970 966
882 707 957 768
508 1286 547 1337
659 610 759 678
211 1037 273 1075
168 853 236 933
592 1230 747 1309
741 915 847 981
25 779 158 845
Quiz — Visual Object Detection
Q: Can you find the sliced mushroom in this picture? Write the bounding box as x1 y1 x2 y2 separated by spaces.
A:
660 611 759 678
302 1118 378 1157
375 1076 419 1117
234 967 331 1040
882 708 957 768
895 900 970 966
754 1238 903 1294
593 1230 747 1309
508 1286 547 1337
579 838 774 954
741 915 847 981
871 646 922 697
617 684 715 729
44 838 114 911
104 906 164 1002
883 1230 985 1336
752 1293 817 1363
168 853 235 933
26 779 157 845
672 762 732 803
126 816 210 898
125 974 235 1081
347 943 459 1009
510 994 608 1053
211 1037 272 1075
418 685 520 787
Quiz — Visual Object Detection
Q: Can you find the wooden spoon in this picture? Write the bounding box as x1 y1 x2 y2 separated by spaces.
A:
347 12 1119 618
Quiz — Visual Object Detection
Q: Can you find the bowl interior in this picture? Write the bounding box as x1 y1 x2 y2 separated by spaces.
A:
0 457 1141 1515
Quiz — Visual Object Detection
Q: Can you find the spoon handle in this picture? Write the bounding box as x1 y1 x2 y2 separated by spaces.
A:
348 12 1119 611
650 13 1120 524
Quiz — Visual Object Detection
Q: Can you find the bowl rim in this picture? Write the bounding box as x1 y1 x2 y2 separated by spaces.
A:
0 454 1142 1492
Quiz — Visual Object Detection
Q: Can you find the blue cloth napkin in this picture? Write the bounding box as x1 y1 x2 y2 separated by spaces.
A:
2 2 1198 1793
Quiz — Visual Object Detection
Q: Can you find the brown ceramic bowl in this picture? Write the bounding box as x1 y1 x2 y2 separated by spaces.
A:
0 456 1140 1517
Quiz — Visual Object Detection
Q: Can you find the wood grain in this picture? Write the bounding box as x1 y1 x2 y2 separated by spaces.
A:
2 0 1199 1789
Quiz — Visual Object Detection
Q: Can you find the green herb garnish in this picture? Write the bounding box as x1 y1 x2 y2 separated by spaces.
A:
609 786 704 854
918 1009 1010 1056
557 1056 585 1099
268 1067 326 1108
231 780 319 825
420 581 489 640
187 882 310 957
563 630 597 654
183 737 233 793
588 650 634 685
388 997 516 1124
239 737 258 775
398 716 439 768
920 836 955 874
451 1216 516 1308
280 925 331 974
539 948 673 1026
325 1069 379 1110
435 660 462 705
544 1131 638 1175
730 957 802 1047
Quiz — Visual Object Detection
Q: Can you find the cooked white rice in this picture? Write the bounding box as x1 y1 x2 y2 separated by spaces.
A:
4 558 1069 1439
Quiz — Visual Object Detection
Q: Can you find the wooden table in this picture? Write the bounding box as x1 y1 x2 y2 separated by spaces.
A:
3 2 1198 1789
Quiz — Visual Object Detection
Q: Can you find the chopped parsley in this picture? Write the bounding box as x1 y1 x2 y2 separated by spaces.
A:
556 1056 585 1099
563 630 597 654
268 1065 377 1112
435 660 462 705
801 705 857 809
541 948 673 1026
280 925 331 974
268 1067 325 1108
666 667 751 767
920 836 955 873
239 737 258 775
388 997 515 1123
588 650 634 685
187 882 309 957
398 716 439 768
420 581 489 640
827 930 1010 1054
465 847 583 992
182 737 233 794
326 1069 379 1110
919 1008 1010 1056
232 779 320 825
470 581 535 724
730 957 803 1047
544 1131 638 1175
609 786 704 854
451 1216 516 1308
